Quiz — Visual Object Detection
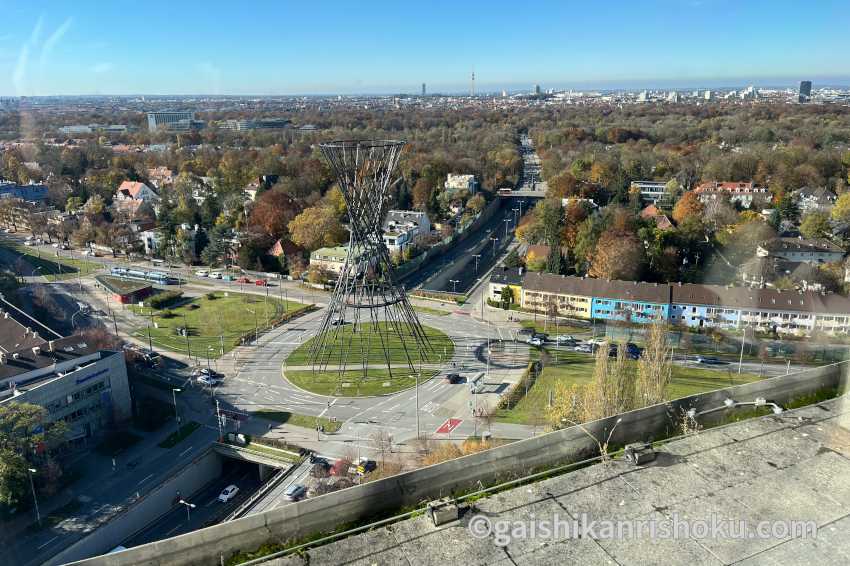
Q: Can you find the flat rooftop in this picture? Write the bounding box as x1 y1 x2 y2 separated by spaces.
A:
262 395 850 565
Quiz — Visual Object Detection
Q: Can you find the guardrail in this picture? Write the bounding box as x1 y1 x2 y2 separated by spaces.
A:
224 465 294 522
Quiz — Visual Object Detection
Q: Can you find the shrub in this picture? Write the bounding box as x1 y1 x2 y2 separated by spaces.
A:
159 309 175 319
144 290 183 309
206 292 217 300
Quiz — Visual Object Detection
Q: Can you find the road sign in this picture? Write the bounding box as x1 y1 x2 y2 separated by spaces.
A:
435 418 462 434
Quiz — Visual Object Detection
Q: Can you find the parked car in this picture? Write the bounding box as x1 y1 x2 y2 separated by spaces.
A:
331 317 345 326
517 327 534 335
696 355 724 365
210 271 223 279
255 278 268 286
235 276 252 284
284 484 307 501
222 275 234 281
445 373 463 384
574 343 594 354
195 270 209 277
23 239 33 246
555 335 577 344
81 249 95 256
218 485 239 503
528 337 543 347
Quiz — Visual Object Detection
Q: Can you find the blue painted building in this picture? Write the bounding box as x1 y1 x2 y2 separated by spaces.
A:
588 280 671 323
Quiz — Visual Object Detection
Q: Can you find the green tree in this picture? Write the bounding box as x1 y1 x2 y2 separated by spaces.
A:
0 403 67 508
500 285 514 310
799 212 831 239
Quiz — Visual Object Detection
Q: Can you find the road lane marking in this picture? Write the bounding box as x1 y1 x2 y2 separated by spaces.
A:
166 524 181 536
179 446 193 457
435 418 463 434
38 536 59 549
138 473 153 485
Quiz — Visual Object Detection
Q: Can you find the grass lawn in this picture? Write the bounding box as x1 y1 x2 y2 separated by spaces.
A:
413 305 453 316
129 291 303 358
0 240 101 281
158 421 201 448
495 350 762 425
285 368 439 397
251 409 342 432
239 442 302 463
286 322 454 367
519 319 587 336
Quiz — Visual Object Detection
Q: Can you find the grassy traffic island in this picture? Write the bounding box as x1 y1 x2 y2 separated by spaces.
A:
495 350 762 425
283 322 454 396
129 290 307 358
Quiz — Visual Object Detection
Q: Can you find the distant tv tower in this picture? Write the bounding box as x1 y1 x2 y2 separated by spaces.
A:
470 69 475 97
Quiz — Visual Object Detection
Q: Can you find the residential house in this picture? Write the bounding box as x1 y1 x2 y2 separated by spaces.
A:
488 266 524 305
310 245 363 275
445 174 477 196
794 187 837 215
694 181 770 208
629 180 668 204
639 204 674 231
114 181 160 215
382 210 431 253
756 237 844 264
146 167 175 189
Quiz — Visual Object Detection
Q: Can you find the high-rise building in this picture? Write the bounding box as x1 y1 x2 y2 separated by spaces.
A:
421 83 426 96
534 84 541 95
703 90 713 101
799 80 812 103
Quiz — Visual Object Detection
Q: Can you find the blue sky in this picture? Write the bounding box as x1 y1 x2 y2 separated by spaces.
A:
1 0 848 96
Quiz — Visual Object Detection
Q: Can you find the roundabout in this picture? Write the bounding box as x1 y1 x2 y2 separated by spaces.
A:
283 322 455 397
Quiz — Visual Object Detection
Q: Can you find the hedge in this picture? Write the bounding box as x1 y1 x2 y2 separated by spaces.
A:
144 290 183 309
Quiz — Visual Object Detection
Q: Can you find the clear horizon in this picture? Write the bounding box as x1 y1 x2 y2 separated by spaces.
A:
1 0 849 96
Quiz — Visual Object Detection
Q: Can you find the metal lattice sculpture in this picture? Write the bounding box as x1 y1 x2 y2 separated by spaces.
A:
310 140 432 380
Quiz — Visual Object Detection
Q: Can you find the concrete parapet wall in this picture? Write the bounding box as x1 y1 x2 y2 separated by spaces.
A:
69 361 848 566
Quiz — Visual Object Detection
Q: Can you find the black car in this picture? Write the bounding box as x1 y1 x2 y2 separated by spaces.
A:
445 373 463 384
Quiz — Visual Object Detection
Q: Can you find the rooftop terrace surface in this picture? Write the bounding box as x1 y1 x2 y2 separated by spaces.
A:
262 395 850 566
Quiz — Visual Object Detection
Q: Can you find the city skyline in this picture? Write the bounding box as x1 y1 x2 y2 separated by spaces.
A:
1 0 850 96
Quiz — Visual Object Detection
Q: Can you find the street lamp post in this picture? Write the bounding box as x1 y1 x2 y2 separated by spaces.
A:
490 236 498 258
27 468 40 527
171 388 181 427
503 218 511 239
178 499 196 523
472 254 480 275
449 279 460 294
738 326 749 374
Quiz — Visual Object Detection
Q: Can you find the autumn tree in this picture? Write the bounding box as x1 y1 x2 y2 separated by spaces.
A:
672 191 704 225
288 205 346 251
588 231 644 280
249 190 302 237
831 192 850 224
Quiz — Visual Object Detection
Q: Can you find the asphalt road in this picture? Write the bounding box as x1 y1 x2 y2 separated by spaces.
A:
122 460 260 549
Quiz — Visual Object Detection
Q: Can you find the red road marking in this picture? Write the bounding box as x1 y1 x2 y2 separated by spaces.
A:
435 418 463 434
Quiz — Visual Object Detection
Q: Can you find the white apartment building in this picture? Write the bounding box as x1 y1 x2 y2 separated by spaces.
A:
382 210 431 253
